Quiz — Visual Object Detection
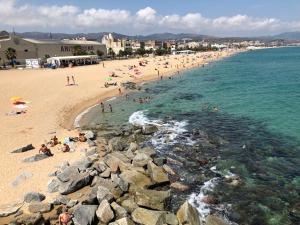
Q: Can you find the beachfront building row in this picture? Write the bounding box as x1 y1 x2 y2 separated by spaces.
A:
0 31 107 66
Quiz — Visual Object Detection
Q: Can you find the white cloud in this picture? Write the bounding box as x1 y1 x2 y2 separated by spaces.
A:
0 0 299 36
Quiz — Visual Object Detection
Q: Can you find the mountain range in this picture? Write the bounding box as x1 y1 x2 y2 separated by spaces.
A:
13 31 300 41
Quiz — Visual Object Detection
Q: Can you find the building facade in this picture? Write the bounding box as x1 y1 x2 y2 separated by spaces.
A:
0 32 106 64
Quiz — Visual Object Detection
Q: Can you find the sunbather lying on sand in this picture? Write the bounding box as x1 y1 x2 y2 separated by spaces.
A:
79 133 87 142
39 144 53 156
62 143 70 153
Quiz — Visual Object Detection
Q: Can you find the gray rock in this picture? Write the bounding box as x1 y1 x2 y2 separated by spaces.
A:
154 157 167 166
87 139 97 147
128 142 138 152
51 195 70 205
57 166 80 182
147 161 169 184
176 201 201 225
97 186 114 203
96 199 114 223
59 173 92 195
108 137 127 152
142 125 158 135
81 187 98 205
111 202 127 219
83 130 95 140
132 207 166 225
86 147 98 156
120 170 152 189
136 147 156 157
132 153 152 167
100 168 111 178
28 203 52 213
135 188 171 210
163 165 176 175
166 213 179 225
23 154 50 163
115 217 135 225
0 202 23 217
120 196 138 213
47 178 60 193
93 161 107 173
11 171 33 187
11 144 34 153
13 213 44 225
24 192 45 203
72 157 93 171
73 205 98 225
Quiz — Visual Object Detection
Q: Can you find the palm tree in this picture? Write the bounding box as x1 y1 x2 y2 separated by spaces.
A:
5 47 17 67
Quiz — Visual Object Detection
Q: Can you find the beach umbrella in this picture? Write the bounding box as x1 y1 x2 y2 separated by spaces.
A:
10 96 22 102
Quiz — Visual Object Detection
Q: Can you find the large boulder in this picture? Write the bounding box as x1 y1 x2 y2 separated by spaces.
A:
132 207 166 225
47 178 60 193
176 201 201 225
147 161 169 184
28 202 52 213
57 166 80 182
72 157 93 171
83 130 96 140
132 153 152 167
96 199 114 224
206 215 230 225
135 188 170 210
0 202 23 217
59 173 92 195
11 144 34 153
24 192 46 203
120 170 152 189
97 186 114 203
166 213 179 225
120 196 138 213
23 154 50 163
170 182 189 191
73 205 98 225
108 137 127 152
111 202 128 219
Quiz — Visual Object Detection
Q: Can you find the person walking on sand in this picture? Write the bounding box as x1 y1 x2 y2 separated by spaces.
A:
72 75 76 85
100 102 105 113
109 104 113 113
102 62 105 68
66 76 70 86
161 75 163 80
118 88 122 95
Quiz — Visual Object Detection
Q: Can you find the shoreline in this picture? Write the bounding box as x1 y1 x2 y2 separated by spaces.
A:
68 51 241 130
0 50 240 209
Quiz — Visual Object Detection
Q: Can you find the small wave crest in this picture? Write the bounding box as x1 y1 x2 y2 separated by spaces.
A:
129 111 195 149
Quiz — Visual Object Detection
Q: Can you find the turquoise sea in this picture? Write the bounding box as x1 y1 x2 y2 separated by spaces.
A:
81 47 300 225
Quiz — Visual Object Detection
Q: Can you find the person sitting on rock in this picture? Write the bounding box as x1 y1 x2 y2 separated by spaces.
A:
62 143 70 153
50 135 60 147
39 144 53 156
59 207 73 225
78 133 87 142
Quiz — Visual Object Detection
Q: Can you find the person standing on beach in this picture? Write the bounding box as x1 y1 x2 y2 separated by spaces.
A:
161 75 163 80
118 88 122 95
157 70 160 76
100 102 105 113
66 76 70 86
102 62 105 68
72 75 76 85
109 104 113 113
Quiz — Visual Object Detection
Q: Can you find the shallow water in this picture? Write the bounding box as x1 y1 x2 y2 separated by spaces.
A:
81 48 300 225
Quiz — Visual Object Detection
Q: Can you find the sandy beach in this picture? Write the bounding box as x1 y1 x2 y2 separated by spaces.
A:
0 51 237 206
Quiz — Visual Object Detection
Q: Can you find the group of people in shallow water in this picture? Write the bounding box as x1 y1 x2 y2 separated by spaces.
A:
100 102 113 113
133 96 152 104
38 133 88 157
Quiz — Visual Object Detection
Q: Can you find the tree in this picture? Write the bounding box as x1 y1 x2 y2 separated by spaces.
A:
5 47 17 67
136 47 146 56
72 45 87 56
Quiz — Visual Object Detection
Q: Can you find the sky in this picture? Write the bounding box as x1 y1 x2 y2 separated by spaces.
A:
1 0 300 37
